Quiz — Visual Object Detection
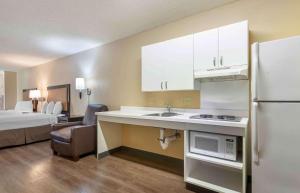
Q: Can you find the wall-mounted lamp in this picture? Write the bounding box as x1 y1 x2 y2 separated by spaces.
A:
29 89 41 112
76 77 91 99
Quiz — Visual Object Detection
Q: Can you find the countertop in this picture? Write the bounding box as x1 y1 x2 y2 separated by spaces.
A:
96 106 248 128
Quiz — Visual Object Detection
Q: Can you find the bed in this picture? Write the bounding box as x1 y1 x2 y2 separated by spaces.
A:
0 84 71 148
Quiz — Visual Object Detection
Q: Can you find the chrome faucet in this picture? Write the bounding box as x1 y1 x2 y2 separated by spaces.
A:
166 104 172 113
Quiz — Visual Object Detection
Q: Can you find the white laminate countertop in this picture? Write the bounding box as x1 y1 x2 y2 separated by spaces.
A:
96 106 248 128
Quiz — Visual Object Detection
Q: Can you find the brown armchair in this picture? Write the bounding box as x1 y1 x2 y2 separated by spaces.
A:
50 104 108 161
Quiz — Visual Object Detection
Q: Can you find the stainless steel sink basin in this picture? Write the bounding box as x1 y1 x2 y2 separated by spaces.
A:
143 112 181 117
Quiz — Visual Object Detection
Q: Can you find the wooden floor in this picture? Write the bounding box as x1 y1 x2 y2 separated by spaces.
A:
0 141 192 193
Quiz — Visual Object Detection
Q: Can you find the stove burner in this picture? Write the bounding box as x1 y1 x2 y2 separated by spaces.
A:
217 115 237 121
190 114 242 122
199 114 213 119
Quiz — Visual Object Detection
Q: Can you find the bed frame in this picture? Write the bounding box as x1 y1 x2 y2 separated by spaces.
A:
0 84 71 149
47 84 71 117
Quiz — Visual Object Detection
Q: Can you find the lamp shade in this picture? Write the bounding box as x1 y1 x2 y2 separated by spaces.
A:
29 90 41 99
76 78 85 90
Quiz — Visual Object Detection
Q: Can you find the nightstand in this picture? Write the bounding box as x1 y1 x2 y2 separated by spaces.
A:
68 115 84 122
57 115 84 123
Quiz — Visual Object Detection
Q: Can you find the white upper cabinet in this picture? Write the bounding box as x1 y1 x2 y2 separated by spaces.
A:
142 42 165 91
194 21 249 79
142 35 195 92
164 35 194 91
141 21 249 91
218 21 248 67
194 29 219 73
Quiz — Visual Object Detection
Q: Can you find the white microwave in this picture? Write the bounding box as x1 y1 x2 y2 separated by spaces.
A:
189 131 237 161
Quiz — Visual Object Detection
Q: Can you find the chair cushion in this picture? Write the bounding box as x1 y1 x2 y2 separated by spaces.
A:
50 125 84 143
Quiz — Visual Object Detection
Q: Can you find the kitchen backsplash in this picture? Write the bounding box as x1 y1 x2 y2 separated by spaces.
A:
200 80 249 111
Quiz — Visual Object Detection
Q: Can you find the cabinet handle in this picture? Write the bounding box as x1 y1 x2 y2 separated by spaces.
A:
213 57 216 66
252 102 259 164
252 43 259 101
220 56 223 66
161 82 163 90
165 81 168 90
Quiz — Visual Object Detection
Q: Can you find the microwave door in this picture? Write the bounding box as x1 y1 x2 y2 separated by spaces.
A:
190 132 225 159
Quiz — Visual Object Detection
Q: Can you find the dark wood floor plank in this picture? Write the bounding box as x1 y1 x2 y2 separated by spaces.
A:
0 141 193 193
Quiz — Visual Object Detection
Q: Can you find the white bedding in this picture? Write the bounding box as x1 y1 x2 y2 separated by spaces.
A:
0 112 58 130
0 110 21 115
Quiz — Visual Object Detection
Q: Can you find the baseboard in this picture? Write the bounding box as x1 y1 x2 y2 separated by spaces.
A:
97 146 122 159
98 146 184 176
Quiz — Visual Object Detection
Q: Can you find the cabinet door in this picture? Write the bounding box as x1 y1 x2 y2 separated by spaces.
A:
142 43 165 91
194 29 219 72
164 35 194 91
218 21 248 67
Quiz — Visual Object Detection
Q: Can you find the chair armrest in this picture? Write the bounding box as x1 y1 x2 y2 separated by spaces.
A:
71 124 96 139
70 125 96 154
52 121 82 131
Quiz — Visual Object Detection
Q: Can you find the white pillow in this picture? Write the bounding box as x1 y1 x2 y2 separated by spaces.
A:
41 102 48 114
15 101 33 112
52 101 63 115
46 101 55 114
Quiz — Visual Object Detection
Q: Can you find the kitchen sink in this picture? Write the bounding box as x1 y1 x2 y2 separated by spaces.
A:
143 112 181 117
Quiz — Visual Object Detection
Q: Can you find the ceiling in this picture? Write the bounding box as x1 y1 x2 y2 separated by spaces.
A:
0 0 235 71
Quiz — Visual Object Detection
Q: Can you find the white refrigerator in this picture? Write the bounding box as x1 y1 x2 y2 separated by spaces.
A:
251 36 300 193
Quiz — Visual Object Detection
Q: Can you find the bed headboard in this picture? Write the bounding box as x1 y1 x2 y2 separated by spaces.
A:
22 88 37 101
47 84 70 116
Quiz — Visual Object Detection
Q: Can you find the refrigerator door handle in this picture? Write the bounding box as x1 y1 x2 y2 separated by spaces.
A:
252 43 259 101
252 102 259 164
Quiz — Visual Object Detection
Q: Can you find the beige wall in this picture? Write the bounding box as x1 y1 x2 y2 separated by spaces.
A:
4 71 17 109
18 0 300 161
0 71 4 96
0 71 4 110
